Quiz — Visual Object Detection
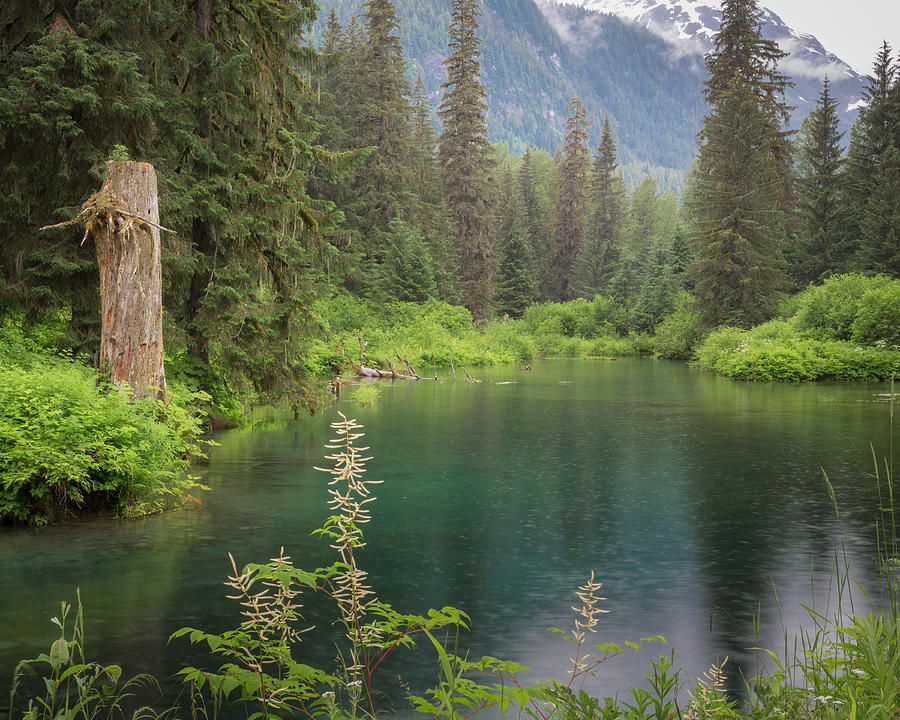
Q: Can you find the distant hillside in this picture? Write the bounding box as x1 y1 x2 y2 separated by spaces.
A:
312 0 866 193
314 0 706 192
556 0 866 139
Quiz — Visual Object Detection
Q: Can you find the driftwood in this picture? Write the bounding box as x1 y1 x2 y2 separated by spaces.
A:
461 366 477 383
395 350 420 380
354 336 417 379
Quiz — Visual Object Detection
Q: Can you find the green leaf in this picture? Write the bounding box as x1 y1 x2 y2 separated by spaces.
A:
49 638 68 670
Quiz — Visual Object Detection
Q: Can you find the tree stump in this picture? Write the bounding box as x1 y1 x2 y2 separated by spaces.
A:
93 161 167 401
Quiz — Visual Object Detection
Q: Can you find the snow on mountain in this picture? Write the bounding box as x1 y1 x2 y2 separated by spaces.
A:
543 0 866 130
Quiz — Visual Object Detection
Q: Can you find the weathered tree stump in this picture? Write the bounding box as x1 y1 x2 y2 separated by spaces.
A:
92 162 167 401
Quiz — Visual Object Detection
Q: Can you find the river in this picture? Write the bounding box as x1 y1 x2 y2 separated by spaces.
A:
1 358 896 716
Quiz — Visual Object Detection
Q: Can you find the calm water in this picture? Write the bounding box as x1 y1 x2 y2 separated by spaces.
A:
1 358 896 715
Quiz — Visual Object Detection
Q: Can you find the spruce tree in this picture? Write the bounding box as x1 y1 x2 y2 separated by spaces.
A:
549 97 591 301
518 146 549 298
794 78 848 284
573 116 626 298
859 145 900 275
438 0 496 320
495 166 534 316
0 1 164 349
411 73 460 303
844 42 896 268
687 0 792 328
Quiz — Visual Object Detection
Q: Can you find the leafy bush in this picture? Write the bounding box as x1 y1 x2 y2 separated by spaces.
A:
850 281 900 346
653 292 705 360
0 355 205 526
695 326 900 381
793 273 894 340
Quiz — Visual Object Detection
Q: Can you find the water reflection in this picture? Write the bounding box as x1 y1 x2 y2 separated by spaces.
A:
1 359 894 716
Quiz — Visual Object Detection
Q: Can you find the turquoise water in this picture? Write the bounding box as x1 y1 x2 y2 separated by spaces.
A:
1 358 896 714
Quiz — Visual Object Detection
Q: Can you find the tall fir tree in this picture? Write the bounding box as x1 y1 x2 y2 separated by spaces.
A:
495 167 534 316
0 0 339 402
411 73 460 302
859 144 900 275
687 0 792 328
438 0 496 320
793 77 848 284
573 116 626 298
351 0 417 295
549 97 591 301
844 42 896 268
518 146 549 299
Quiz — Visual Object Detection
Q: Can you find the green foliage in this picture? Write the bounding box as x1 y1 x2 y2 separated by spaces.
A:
350 383 380 407
687 0 792 329
0 350 205 526
438 0 496 320
695 322 900 382
9 590 163 720
792 273 897 342
653 292 705 360
107 144 130 162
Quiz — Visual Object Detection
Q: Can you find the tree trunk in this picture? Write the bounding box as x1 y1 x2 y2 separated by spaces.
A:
94 161 167 401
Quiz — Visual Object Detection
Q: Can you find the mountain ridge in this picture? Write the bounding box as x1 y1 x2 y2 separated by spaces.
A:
314 0 867 192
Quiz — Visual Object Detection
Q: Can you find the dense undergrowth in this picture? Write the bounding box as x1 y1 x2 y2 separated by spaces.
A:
9 410 899 720
0 318 207 526
309 274 900 383
695 274 900 381
2 273 897 525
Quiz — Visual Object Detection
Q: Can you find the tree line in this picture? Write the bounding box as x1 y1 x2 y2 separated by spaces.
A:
0 0 898 401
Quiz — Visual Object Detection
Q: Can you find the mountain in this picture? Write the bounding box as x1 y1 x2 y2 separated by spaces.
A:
313 0 866 192
315 0 706 191
547 0 867 134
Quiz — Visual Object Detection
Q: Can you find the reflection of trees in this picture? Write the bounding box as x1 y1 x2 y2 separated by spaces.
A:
682 377 886 677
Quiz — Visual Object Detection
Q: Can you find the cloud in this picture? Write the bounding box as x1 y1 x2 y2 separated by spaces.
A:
537 1 607 50
777 36 853 79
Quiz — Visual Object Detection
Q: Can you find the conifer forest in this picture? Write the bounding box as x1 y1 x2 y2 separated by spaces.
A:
1 1 900 718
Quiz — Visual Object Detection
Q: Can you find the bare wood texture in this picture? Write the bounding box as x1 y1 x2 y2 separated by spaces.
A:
93 161 167 400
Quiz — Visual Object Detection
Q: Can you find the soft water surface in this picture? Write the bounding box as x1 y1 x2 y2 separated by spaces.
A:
1 358 896 715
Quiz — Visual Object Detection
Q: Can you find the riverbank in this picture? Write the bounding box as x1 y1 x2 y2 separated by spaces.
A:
308 273 900 382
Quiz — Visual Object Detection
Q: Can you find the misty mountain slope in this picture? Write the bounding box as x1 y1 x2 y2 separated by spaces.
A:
553 0 866 136
314 0 706 189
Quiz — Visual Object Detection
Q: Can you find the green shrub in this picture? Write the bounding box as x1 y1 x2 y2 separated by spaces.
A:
653 292 705 360
0 356 205 526
695 327 900 382
851 282 900 346
793 273 894 340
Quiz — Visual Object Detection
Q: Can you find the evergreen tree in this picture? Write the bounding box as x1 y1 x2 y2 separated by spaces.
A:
496 228 535 318
549 97 590 301
573 116 626 298
687 0 792 328
793 78 848 284
845 42 897 267
379 218 437 301
518 146 549 297
411 73 460 303
859 145 900 275
438 0 496 320
1 0 340 401
494 165 534 316
349 0 417 295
